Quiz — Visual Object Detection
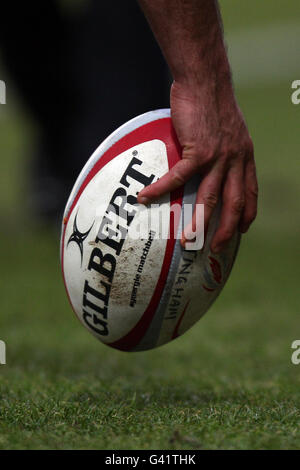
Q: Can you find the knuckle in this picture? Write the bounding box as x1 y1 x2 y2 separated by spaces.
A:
220 146 245 164
248 184 258 199
171 168 187 187
219 145 232 159
230 196 245 214
203 192 218 209
202 149 216 164
194 154 212 170
217 152 229 166
171 158 198 186
235 147 247 159
196 146 218 167
221 228 234 242
230 145 240 156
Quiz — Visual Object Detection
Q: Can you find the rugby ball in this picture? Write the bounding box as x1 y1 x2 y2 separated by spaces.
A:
61 109 240 351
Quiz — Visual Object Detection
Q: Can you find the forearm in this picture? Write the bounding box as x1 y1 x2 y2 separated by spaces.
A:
138 0 233 96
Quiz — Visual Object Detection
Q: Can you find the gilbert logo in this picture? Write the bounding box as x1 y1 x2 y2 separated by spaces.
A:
0 340 6 365
0 80 6 104
67 212 94 266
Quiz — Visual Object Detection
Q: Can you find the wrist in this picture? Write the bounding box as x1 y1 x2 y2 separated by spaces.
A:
172 64 236 110
172 45 234 100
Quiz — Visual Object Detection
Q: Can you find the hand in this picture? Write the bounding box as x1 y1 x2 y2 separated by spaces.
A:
137 80 258 252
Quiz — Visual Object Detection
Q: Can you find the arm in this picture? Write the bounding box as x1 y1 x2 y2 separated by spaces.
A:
137 0 258 252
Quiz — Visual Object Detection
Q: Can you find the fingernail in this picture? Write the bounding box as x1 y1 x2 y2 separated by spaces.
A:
138 196 150 206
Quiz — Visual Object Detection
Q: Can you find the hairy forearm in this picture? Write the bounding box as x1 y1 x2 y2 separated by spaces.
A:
138 0 233 97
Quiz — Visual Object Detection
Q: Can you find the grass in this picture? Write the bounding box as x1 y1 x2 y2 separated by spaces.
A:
0 2 299 450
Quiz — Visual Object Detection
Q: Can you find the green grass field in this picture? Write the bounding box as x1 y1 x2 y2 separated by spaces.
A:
0 1 299 450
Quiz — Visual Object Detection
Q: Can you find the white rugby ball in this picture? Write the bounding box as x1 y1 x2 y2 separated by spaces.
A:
61 109 240 351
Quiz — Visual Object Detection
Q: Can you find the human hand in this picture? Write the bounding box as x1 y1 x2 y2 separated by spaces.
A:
138 80 258 252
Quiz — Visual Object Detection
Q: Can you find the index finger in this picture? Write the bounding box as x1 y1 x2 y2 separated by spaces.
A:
137 158 197 205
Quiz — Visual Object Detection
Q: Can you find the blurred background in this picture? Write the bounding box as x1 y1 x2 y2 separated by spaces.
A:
0 0 299 450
